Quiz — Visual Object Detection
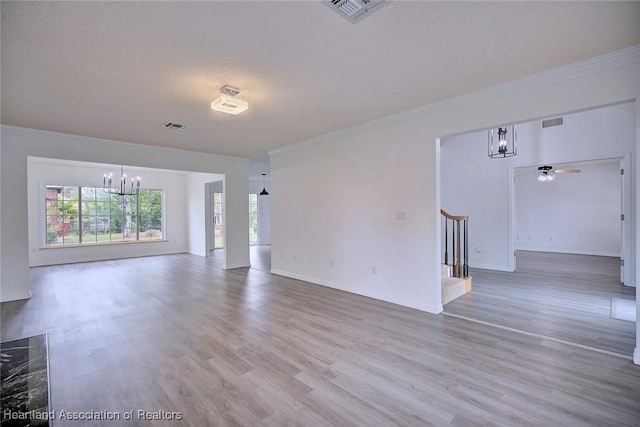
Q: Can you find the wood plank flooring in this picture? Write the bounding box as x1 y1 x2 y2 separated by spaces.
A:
444 251 636 356
2 253 640 426
250 245 271 272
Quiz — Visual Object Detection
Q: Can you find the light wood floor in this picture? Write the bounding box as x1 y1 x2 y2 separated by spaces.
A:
445 251 637 356
250 245 271 272
210 245 271 272
2 254 640 426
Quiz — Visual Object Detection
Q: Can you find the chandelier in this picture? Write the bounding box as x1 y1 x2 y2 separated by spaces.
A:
488 125 517 159
103 165 141 196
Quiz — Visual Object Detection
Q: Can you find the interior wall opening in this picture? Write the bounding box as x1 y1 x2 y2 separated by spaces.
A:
438 101 637 357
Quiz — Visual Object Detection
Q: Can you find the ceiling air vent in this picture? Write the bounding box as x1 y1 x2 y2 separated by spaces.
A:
323 0 387 24
542 117 563 128
163 122 190 130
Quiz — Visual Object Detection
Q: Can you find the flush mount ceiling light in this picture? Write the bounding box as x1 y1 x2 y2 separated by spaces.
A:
211 85 248 115
323 0 387 24
488 125 517 159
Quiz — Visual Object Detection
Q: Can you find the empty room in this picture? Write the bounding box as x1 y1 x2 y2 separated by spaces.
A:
2 2 640 426
440 104 637 357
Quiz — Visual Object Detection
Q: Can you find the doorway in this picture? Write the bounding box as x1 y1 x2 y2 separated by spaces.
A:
207 180 225 257
213 191 224 249
249 192 271 272
439 102 637 357
512 158 627 280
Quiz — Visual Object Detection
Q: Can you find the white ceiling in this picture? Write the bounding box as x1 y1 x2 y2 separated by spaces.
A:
2 1 639 159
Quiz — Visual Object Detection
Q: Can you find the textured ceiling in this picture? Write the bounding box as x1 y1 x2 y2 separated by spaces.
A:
2 1 639 159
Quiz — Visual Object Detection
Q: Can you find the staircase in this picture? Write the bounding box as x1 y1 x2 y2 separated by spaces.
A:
441 209 472 305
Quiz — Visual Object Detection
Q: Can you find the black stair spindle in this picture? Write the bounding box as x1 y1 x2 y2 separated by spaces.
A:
444 217 449 266
463 219 469 277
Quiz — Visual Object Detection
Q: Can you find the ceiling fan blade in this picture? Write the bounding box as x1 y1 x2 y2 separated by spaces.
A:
554 169 581 174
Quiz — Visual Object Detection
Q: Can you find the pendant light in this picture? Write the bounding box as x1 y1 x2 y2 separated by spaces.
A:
259 173 269 196
488 125 517 158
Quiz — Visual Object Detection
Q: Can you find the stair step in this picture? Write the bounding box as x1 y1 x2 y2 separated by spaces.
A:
442 276 472 305
441 263 451 278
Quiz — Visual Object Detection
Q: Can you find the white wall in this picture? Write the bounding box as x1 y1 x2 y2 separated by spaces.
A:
441 104 636 271
186 172 223 257
0 126 250 302
269 47 640 361
258 195 271 245
271 120 441 312
515 161 621 256
27 159 192 266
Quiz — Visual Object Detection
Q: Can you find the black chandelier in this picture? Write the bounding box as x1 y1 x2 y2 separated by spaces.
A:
488 125 517 159
103 165 141 196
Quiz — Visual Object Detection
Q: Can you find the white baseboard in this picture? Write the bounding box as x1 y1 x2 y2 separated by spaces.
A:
30 247 187 267
0 289 32 303
515 248 620 257
270 269 442 314
224 262 250 270
468 263 512 272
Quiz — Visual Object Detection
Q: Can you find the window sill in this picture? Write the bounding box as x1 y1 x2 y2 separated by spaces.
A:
41 240 168 250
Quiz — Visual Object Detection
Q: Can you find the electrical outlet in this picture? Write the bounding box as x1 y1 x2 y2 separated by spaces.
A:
329 260 334 267
372 266 377 275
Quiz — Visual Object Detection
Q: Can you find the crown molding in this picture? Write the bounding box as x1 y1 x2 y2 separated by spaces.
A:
0 125 247 163
269 44 640 157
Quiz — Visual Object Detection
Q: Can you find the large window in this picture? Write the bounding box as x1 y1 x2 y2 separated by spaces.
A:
45 185 163 246
249 194 258 245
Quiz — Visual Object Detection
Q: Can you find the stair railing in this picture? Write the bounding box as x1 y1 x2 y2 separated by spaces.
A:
441 209 469 278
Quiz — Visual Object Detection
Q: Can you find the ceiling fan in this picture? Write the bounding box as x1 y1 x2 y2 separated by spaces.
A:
536 165 581 182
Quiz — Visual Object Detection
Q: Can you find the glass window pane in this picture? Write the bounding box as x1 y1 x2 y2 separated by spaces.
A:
83 228 98 243
249 194 258 245
63 225 80 244
96 202 110 216
110 228 123 241
62 186 78 200
82 201 97 216
46 218 60 245
81 187 96 200
96 188 111 201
